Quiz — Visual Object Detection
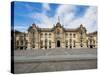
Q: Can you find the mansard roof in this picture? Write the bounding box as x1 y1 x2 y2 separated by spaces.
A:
28 22 87 32
87 31 97 36
39 28 53 32
64 28 79 32
64 24 87 32
13 30 23 34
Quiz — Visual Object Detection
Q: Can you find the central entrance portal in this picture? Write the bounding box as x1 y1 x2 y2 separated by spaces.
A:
57 40 60 47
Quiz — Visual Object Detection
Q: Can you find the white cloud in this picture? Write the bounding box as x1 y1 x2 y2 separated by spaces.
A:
66 6 97 33
42 3 50 11
31 13 54 28
35 5 77 28
25 4 97 33
56 5 76 16
14 25 29 32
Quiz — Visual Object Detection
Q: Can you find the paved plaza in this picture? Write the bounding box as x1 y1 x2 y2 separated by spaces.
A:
14 48 97 74
14 48 97 56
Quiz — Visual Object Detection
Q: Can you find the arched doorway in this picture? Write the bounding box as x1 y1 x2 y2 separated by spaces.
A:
57 40 60 47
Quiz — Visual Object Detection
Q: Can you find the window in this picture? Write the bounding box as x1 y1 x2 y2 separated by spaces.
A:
93 40 95 47
66 33 68 37
70 33 72 37
33 41 35 48
25 40 27 45
40 33 43 37
86 40 88 47
69 39 72 48
93 40 95 44
45 39 47 49
20 35 24 40
66 40 68 48
73 34 76 38
80 31 83 38
49 33 51 38
73 40 76 47
49 40 51 48
45 33 47 35
16 40 19 45
70 39 72 43
40 40 43 48
45 33 47 38
49 40 51 45
20 40 23 45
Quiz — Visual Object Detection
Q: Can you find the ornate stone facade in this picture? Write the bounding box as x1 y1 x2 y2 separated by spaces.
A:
14 21 97 50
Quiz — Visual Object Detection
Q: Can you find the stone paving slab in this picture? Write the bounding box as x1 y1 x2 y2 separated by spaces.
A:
14 59 97 74
14 54 97 63
13 48 97 73
14 48 97 56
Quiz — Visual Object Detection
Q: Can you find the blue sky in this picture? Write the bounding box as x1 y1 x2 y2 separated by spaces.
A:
12 1 97 33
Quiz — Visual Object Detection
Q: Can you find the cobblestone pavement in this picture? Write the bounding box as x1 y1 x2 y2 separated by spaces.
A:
14 48 97 56
14 59 97 74
13 48 97 74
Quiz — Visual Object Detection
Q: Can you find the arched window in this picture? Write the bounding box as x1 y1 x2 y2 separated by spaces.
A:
16 40 19 45
70 39 72 43
45 39 47 49
45 33 47 38
93 40 95 47
40 33 43 37
49 33 51 38
80 31 83 47
66 33 68 37
73 34 76 38
25 40 27 45
66 40 68 48
70 33 72 38
40 40 43 48
20 40 23 45
86 40 88 47
45 33 47 35
49 40 51 48
73 40 76 47
93 40 95 44
33 32 35 39
70 39 72 48
33 40 35 48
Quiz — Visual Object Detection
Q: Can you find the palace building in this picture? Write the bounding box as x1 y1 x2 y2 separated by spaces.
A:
13 19 97 50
